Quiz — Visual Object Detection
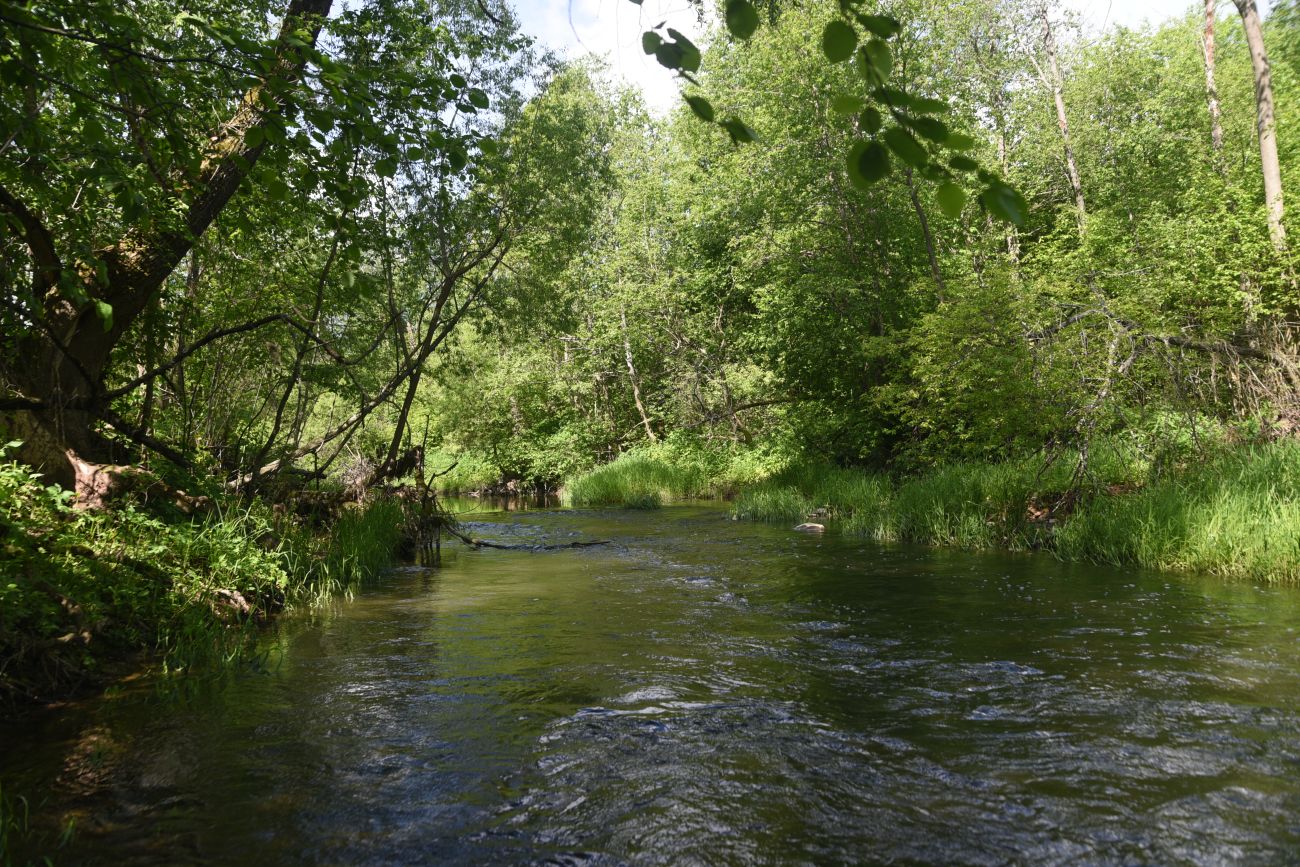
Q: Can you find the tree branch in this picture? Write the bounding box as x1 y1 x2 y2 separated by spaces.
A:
0 182 62 292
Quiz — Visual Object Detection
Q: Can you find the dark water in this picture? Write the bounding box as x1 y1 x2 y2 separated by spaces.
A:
4 504 1300 865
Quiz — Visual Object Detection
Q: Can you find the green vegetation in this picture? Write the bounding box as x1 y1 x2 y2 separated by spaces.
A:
0 447 403 705
738 439 1300 585
566 439 786 508
1058 443 1300 583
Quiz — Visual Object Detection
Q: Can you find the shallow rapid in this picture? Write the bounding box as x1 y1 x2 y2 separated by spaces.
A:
4 503 1299 864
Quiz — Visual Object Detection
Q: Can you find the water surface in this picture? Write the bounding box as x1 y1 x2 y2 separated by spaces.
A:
4 504 1299 864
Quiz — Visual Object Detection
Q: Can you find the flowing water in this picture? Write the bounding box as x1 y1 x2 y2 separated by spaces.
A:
3 503 1299 864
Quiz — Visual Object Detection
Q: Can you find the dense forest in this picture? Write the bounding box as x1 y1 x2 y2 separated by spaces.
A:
1 0 1298 702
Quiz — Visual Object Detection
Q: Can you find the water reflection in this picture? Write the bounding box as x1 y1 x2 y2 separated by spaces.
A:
3 506 1299 864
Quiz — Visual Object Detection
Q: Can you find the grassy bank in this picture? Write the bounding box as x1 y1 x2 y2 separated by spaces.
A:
733 441 1300 584
569 439 1300 584
0 450 406 707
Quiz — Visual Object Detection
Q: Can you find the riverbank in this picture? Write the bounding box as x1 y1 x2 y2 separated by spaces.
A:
565 440 1300 585
0 451 406 710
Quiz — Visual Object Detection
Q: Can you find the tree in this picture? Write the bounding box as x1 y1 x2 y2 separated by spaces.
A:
0 0 516 492
1233 0 1286 250
1 0 336 487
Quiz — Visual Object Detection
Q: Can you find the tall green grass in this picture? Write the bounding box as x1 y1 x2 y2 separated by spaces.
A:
1057 442 1300 583
566 453 708 508
733 441 1300 584
564 439 791 508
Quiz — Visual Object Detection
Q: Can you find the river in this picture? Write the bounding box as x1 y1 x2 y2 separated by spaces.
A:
3 503 1299 864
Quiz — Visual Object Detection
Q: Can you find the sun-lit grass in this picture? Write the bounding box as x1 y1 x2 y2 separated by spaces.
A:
733 441 1300 583
0 444 406 705
1057 442 1300 583
566 453 708 508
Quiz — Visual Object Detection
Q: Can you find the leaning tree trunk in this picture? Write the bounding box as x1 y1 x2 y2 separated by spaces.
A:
1 0 333 490
1233 0 1286 251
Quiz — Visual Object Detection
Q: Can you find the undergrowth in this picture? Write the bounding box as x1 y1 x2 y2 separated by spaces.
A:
0 444 404 707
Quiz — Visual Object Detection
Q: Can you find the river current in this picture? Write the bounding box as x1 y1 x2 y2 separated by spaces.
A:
3 503 1299 864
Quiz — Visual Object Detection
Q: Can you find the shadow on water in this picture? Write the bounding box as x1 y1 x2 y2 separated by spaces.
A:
3 504 1299 864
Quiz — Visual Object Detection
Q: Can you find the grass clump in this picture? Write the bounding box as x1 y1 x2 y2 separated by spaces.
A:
565 437 794 508
734 444 1146 549
734 440 1300 584
566 453 701 508
1057 442 1300 583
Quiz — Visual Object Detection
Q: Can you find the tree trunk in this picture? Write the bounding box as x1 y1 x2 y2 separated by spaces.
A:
997 130 1021 264
620 308 657 443
1202 0 1227 166
904 167 947 301
1039 3 1087 233
1233 0 1287 251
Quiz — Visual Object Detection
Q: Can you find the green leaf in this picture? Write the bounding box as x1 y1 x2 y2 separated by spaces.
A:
667 29 701 72
822 21 857 63
374 157 398 178
847 140 890 189
449 73 467 88
863 39 892 80
831 95 866 115
642 31 662 54
936 182 966 218
980 182 1028 225
860 107 884 134
948 155 979 172
725 0 760 39
654 43 682 70
910 96 949 114
719 117 759 144
468 89 489 109
873 87 911 107
883 126 927 167
266 176 291 198
907 115 949 143
945 133 977 151
856 14 902 39
685 95 715 122
93 300 113 332
447 145 468 172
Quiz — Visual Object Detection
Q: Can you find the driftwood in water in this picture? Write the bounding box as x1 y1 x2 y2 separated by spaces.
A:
440 524 611 552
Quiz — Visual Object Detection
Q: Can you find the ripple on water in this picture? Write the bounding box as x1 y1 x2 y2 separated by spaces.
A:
3 505 1300 864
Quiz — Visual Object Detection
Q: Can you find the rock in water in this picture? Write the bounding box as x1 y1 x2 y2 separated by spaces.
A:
794 522 825 533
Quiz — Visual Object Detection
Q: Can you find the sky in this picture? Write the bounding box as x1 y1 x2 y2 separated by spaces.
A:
512 0 1275 115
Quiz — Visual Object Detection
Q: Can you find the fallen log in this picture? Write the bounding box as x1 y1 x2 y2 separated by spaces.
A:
441 524 611 551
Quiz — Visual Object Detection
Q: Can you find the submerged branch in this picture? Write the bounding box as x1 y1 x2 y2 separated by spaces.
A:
441 523 611 551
